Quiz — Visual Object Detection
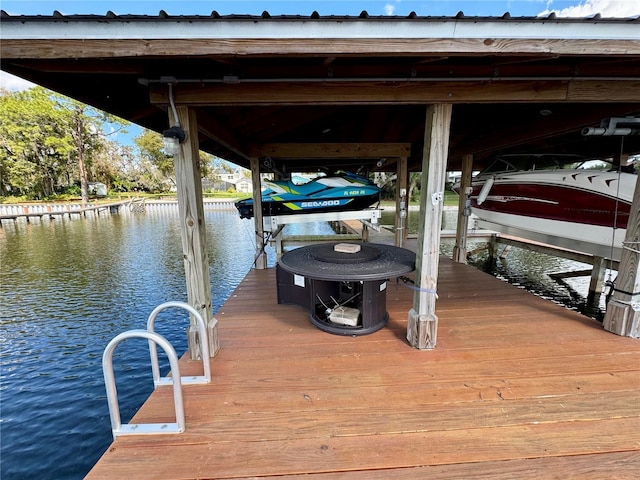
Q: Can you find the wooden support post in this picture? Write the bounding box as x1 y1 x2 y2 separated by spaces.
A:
453 153 473 263
488 234 498 265
171 106 219 359
395 156 409 247
587 256 607 307
407 104 452 349
251 157 267 269
604 173 640 338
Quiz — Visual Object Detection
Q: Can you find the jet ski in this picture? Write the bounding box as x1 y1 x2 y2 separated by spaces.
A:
235 171 380 219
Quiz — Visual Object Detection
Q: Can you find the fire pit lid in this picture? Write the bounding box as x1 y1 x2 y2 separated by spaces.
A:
279 242 415 281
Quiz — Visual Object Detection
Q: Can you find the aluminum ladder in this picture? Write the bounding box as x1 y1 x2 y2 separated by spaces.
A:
102 301 212 439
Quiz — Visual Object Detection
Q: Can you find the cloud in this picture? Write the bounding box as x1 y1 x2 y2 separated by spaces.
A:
540 0 640 17
0 71 36 91
384 3 396 16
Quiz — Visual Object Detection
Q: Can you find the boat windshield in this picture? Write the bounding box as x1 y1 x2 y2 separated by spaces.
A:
480 154 613 174
565 159 616 170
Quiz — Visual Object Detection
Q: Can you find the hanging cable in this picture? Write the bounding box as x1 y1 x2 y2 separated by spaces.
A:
605 136 625 286
168 83 180 128
162 82 186 154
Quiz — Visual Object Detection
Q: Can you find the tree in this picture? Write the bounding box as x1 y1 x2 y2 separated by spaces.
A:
135 130 172 176
90 140 133 190
0 86 129 201
62 99 129 204
0 87 74 198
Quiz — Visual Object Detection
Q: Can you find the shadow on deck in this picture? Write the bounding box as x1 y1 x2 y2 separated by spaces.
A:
87 257 640 479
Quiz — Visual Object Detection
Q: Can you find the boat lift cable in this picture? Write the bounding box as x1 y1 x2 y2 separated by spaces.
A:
253 230 273 267
601 135 631 302
396 276 438 298
605 136 625 289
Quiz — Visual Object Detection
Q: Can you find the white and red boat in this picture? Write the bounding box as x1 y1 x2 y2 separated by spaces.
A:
454 154 636 261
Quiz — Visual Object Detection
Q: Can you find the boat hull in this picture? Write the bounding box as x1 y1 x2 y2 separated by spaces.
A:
463 170 635 261
474 210 627 260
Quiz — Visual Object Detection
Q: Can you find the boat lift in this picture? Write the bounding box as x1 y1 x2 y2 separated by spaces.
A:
263 208 382 258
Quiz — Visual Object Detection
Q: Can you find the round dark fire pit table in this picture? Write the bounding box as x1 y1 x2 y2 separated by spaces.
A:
276 242 415 335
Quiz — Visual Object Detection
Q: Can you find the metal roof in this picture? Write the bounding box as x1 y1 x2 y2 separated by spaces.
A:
2 11 639 42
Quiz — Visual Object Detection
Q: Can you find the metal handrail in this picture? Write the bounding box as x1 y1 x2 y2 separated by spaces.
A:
102 329 185 439
147 301 212 386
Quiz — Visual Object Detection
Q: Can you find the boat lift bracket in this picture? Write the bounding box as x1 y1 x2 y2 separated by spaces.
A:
263 209 382 232
264 209 382 258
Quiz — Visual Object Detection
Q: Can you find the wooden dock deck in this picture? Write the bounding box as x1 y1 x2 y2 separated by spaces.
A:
87 258 640 479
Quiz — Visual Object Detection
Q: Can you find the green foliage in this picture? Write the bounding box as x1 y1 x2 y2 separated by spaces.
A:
0 87 74 198
63 184 82 196
0 86 280 200
0 194 29 204
0 86 129 200
135 130 172 177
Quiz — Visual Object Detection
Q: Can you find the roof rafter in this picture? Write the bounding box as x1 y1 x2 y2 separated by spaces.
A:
149 80 640 106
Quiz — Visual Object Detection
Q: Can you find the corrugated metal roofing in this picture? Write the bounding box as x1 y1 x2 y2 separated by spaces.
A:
2 9 639 21
2 10 639 42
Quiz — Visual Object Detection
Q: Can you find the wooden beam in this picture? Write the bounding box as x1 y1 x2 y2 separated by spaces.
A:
407 104 453 350
453 154 473 263
3 38 640 59
604 173 640 338
149 81 640 106
171 106 219 358
587 256 607 308
250 143 411 159
395 157 409 247
251 157 267 269
193 109 251 162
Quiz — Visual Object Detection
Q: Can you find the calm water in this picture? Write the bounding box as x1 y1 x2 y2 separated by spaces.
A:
0 207 333 479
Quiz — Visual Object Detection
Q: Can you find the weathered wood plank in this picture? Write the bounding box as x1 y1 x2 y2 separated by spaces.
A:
136 370 640 413
453 153 473 262
87 418 639 479
249 143 411 159
407 104 452 348
136 390 638 435
225 452 640 480
5 37 640 59
172 106 219 358
149 81 637 106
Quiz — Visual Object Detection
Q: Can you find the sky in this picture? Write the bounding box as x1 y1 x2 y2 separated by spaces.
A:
2 0 639 91
2 0 640 18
